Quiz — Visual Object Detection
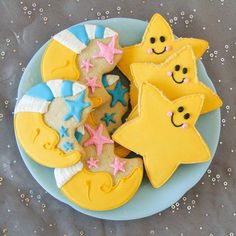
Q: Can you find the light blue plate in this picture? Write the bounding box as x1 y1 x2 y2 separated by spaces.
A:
15 18 221 220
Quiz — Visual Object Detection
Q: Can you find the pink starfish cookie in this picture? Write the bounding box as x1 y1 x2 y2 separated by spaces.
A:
93 35 123 64
81 59 94 73
110 157 126 175
84 124 114 156
86 157 99 169
85 76 101 94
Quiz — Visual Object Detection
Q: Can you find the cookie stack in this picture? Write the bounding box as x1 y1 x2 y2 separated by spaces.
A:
14 13 222 211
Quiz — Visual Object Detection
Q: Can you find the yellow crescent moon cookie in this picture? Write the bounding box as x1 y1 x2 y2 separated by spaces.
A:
118 13 209 82
113 83 211 188
14 80 91 168
41 24 123 107
54 121 143 211
130 46 222 113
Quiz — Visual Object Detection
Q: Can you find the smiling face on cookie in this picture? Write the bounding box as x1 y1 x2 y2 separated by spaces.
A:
130 46 222 114
166 94 204 130
118 13 209 81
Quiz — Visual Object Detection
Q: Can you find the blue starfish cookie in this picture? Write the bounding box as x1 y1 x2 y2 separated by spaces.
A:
64 90 90 122
101 112 116 126
107 80 128 107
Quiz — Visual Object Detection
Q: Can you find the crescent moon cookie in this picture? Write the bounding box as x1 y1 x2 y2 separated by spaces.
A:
54 121 143 211
14 80 91 168
113 83 211 188
118 13 209 82
130 46 222 114
41 24 123 107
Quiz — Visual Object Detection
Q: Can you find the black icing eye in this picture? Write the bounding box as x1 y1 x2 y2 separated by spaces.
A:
178 106 184 112
175 65 180 71
184 113 190 119
182 68 188 74
159 36 165 42
150 37 156 44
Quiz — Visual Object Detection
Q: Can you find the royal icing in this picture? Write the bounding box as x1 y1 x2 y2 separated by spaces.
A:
86 157 99 169
85 76 101 94
54 161 83 188
107 80 128 107
113 83 211 188
83 124 114 156
64 90 91 122
110 157 126 175
94 35 122 64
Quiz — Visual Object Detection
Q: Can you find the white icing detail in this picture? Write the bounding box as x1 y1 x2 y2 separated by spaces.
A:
72 83 86 95
106 74 119 86
54 161 83 188
85 24 96 40
46 80 63 98
14 95 50 114
53 30 86 54
77 125 85 135
104 27 118 38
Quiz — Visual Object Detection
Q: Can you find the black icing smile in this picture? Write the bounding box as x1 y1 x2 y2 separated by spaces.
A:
152 47 166 55
171 73 185 84
170 113 183 127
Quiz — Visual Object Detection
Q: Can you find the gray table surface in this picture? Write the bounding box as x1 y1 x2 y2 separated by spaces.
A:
0 0 235 235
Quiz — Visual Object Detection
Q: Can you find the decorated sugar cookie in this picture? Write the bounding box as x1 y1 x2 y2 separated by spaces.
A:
118 13 208 82
91 74 129 134
130 46 222 114
113 83 211 188
41 24 123 107
54 121 143 211
14 80 91 168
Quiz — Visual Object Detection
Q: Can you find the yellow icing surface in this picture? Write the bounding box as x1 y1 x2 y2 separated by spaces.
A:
61 167 142 211
113 83 211 188
130 46 222 114
14 112 81 168
118 13 209 81
41 39 80 82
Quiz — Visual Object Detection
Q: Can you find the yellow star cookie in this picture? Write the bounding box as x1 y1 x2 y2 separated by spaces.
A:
118 13 208 81
112 83 211 188
130 46 222 114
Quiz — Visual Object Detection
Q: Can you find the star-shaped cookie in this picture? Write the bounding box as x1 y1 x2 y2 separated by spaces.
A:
130 46 222 114
118 13 209 81
113 83 211 188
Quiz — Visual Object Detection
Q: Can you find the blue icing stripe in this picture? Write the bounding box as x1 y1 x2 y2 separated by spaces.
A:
26 83 54 101
95 25 105 38
68 25 90 45
101 75 109 88
74 131 83 143
61 81 73 97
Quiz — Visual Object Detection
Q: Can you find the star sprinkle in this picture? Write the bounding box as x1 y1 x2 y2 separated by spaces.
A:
113 83 210 188
107 80 128 107
63 142 74 152
64 90 91 122
130 46 222 113
86 157 99 169
93 35 123 64
85 76 101 94
101 112 116 126
118 13 209 81
59 126 69 138
84 124 114 156
110 157 126 175
81 59 94 73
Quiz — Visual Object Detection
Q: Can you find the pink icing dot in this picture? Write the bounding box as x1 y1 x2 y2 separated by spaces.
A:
167 71 172 77
183 78 189 83
167 111 173 117
147 48 153 54
165 46 171 52
182 123 188 129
